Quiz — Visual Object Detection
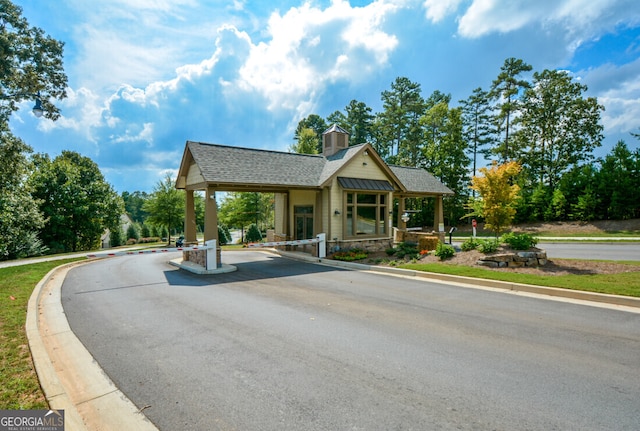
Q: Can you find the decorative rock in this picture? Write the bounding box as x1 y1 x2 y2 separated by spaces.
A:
517 251 537 258
475 248 548 268
477 260 499 267
489 254 514 262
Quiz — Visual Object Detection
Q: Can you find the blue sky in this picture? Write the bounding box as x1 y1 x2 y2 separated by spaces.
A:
9 0 640 193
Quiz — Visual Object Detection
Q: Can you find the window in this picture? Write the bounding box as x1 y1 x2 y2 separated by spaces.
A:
344 193 387 237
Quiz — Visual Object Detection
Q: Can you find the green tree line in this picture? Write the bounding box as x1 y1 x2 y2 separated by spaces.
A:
292 59 639 226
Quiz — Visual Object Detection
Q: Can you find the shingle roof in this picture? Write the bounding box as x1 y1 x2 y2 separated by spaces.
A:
186 141 325 188
389 165 454 195
181 140 452 196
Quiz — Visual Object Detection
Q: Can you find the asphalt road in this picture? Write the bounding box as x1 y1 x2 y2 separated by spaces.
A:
538 241 640 261
61 251 640 431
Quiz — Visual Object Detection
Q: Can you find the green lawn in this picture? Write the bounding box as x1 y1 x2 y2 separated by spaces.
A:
0 258 83 409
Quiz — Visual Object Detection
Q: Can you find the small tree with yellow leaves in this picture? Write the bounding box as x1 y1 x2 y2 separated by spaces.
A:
466 161 522 237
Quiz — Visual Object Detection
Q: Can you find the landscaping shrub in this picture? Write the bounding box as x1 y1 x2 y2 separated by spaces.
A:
110 225 124 247
245 223 262 243
218 224 231 245
395 242 420 260
138 237 160 243
477 238 500 253
434 242 455 260
385 247 397 256
126 223 140 242
461 237 480 251
333 248 368 261
501 232 538 250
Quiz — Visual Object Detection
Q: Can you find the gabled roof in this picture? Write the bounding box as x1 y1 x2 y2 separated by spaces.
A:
390 165 454 196
177 140 452 196
178 141 325 191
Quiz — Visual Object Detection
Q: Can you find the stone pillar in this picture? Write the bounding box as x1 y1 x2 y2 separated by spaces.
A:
184 190 197 243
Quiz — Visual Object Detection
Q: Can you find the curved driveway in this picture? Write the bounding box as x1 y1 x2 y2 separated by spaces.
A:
62 251 640 430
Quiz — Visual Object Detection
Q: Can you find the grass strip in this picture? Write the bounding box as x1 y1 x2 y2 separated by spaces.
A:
399 261 640 297
0 258 83 409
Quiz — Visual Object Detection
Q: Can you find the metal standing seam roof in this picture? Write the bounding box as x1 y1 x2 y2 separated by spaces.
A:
337 177 394 191
182 140 452 195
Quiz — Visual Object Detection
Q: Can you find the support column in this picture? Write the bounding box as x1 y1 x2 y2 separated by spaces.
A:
396 197 407 243
398 197 407 230
434 195 445 242
204 186 221 265
184 190 197 244
204 186 219 242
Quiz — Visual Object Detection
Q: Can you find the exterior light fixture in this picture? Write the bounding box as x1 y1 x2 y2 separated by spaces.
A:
401 212 410 223
334 209 341 215
1 91 45 117
32 94 44 117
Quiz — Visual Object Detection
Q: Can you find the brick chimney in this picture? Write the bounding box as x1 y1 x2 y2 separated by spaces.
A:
322 124 349 157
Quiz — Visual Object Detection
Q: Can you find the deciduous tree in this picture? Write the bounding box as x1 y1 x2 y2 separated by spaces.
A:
294 114 327 153
142 174 184 245
0 0 67 122
467 161 522 236
29 151 123 252
515 69 603 191
290 127 319 154
0 0 67 259
0 126 45 259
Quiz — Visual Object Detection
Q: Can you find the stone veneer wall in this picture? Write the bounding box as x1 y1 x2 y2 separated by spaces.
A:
477 249 547 268
329 239 395 254
183 248 222 268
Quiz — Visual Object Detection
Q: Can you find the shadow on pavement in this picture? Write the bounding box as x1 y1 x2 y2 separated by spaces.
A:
163 251 341 287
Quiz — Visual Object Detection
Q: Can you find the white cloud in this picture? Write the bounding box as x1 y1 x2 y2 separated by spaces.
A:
110 122 154 145
423 0 463 22
580 59 640 135
434 0 640 56
236 0 400 112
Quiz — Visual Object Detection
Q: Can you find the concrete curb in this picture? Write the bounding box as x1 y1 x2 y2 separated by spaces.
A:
269 250 640 311
27 260 159 431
